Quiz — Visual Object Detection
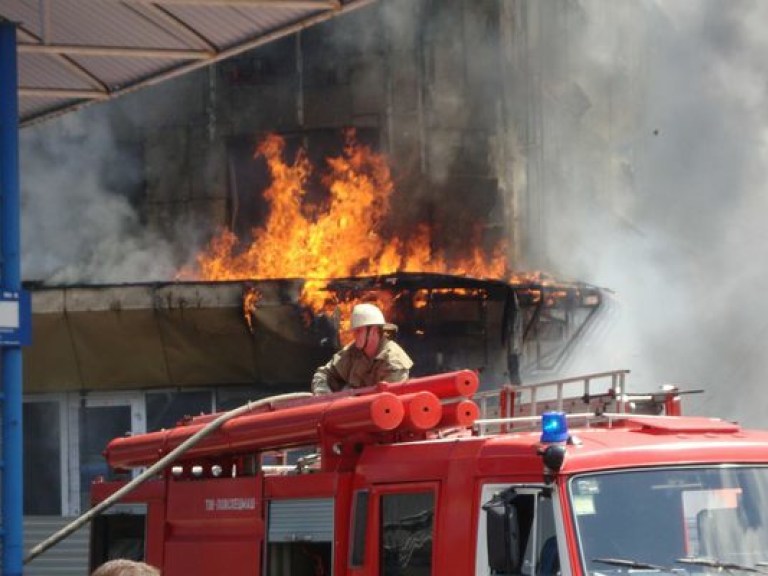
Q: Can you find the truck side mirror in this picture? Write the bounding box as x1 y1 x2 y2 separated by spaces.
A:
483 490 522 574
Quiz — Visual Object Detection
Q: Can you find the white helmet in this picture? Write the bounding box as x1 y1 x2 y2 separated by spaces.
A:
350 303 386 329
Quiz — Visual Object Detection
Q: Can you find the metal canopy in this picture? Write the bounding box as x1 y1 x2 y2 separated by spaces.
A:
1 0 374 127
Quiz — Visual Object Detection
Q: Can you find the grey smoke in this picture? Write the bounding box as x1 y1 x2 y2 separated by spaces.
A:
17 0 768 427
21 112 179 284
535 0 768 426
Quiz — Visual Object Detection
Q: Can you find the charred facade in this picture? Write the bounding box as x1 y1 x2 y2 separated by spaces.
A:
25 273 602 394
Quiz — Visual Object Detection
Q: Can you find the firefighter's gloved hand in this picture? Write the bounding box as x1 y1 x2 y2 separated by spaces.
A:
311 373 332 395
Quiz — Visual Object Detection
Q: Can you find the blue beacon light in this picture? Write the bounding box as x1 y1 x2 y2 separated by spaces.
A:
540 411 569 443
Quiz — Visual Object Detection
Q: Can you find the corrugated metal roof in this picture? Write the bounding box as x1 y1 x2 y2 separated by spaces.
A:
70 55 180 88
19 53 89 89
1 0 377 127
46 2 193 49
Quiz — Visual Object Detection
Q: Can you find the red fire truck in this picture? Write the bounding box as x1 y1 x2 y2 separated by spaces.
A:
86 369 768 575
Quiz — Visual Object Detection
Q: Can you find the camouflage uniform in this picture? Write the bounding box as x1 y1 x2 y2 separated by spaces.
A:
311 338 413 394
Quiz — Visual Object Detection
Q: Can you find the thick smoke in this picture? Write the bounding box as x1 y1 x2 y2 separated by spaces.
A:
531 0 768 426
18 0 768 426
21 111 179 284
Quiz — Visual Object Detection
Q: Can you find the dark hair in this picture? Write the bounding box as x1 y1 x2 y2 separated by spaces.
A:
91 559 161 576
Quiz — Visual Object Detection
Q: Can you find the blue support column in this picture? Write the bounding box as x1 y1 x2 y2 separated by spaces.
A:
0 21 24 576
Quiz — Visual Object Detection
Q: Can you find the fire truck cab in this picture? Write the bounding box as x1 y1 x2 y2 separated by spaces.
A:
90 370 768 575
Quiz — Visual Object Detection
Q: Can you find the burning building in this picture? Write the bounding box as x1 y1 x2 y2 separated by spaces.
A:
19 2 615 573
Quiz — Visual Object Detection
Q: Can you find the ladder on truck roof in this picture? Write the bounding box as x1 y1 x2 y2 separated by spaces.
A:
472 369 686 435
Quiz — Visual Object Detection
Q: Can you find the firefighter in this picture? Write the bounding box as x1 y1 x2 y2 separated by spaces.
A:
311 303 413 394
91 559 160 576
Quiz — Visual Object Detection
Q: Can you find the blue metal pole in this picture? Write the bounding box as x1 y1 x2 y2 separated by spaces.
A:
0 20 24 576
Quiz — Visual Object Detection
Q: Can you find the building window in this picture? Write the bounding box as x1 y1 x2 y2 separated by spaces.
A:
146 390 213 431
24 400 62 515
79 404 133 512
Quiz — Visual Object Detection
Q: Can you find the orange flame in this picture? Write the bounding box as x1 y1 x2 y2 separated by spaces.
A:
182 131 509 310
242 284 262 333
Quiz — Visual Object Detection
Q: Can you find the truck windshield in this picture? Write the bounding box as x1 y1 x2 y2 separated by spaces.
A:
569 466 768 574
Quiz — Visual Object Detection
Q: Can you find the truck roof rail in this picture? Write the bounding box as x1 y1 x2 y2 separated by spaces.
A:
471 369 692 434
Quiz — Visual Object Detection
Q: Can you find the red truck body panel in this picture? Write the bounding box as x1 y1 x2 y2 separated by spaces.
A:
90 371 768 576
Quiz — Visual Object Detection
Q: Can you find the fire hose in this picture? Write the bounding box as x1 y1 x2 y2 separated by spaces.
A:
24 370 479 564
23 391 313 566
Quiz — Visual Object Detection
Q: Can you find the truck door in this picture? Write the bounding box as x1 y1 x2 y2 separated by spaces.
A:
349 482 437 576
476 484 565 576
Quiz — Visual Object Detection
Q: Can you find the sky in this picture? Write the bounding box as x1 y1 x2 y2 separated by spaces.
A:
17 0 768 425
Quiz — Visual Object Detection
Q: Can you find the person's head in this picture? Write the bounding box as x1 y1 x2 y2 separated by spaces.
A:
91 559 161 576
350 303 386 356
